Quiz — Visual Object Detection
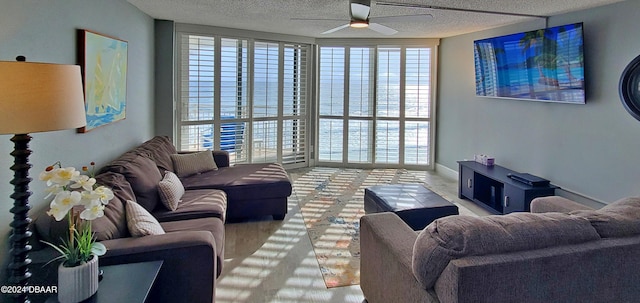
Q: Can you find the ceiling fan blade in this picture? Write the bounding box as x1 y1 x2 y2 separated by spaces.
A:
290 17 349 22
376 1 547 19
322 24 351 34
370 13 434 23
351 2 371 20
369 23 398 35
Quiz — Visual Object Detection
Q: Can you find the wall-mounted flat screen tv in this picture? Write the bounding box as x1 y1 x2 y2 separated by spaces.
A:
474 22 585 104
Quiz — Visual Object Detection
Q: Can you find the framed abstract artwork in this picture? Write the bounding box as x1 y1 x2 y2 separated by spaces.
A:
78 30 128 132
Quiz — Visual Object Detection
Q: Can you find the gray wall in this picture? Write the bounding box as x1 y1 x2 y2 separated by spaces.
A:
437 0 640 204
0 0 154 286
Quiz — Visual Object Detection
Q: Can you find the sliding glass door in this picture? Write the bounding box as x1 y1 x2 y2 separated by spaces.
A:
318 42 437 168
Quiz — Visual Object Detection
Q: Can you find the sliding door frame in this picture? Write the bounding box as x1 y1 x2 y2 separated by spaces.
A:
315 38 440 170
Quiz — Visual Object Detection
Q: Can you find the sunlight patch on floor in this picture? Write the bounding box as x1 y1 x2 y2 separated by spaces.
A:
216 167 487 303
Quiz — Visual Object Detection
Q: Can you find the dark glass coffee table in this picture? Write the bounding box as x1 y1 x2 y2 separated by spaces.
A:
43 260 162 303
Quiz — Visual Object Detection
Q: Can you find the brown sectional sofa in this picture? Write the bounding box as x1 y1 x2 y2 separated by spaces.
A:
360 196 640 303
100 136 292 222
31 136 293 303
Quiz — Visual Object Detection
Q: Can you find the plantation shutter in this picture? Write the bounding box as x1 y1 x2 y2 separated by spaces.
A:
176 32 310 168
219 38 249 163
404 48 431 165
348 47 374 163
282 44 308 165
178 34 215 151
318 47 345 162
376 47 401 164
252 41 279 163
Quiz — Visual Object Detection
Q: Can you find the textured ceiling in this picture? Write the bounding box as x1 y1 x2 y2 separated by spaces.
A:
126 0 624 38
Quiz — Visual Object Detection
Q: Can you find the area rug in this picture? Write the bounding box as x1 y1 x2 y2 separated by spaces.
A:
291 167 431 288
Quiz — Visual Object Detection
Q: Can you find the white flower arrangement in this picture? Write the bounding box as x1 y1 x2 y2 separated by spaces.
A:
39 162 114 267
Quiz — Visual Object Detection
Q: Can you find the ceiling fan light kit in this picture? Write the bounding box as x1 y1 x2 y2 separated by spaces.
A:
299 0 420 35
350 20 369 28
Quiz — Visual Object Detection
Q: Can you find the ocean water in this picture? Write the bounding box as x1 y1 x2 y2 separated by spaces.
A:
185 80 430 165
317 120 429 164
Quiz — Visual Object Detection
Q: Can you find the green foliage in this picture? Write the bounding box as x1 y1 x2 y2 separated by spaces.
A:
41 217 106 268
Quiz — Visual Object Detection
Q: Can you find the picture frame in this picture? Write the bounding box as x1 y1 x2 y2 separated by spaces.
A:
78 30 128 133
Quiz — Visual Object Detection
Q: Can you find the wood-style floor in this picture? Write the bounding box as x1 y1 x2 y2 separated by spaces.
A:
216 168 491 303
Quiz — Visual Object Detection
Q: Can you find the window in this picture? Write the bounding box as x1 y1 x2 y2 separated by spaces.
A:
178 35 215 152
176 26 438 169
404 48 432 165
318 47 345 162
177 31 309 167
318 42 436 167
348 48 374 163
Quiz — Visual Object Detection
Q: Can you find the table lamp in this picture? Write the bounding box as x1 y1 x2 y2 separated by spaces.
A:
0 57 86 303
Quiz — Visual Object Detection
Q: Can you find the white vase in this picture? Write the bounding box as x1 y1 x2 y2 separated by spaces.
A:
57 255 99 303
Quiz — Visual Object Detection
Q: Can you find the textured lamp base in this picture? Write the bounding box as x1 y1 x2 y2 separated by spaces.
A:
8 134 33 303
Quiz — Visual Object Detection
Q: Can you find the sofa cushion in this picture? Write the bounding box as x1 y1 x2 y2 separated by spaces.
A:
412 212 601 289
101 154 162 212
570 196 640 238
135 136 177 173
33 209 70 248
153 189 227 223
33 172 133 245
125 200 165 237
92 172 135 240
171 151 218 177
158 171 185 211
160 217 225 277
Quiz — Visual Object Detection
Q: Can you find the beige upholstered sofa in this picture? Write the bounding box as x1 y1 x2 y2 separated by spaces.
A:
360 196 640 303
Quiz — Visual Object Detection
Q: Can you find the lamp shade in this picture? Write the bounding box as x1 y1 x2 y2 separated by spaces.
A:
0 61 86 134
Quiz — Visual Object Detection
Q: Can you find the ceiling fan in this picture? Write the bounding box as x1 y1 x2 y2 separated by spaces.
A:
292 0 434 35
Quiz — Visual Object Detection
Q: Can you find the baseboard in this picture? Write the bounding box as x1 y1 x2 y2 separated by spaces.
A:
434 162 458 181
555 188 608 209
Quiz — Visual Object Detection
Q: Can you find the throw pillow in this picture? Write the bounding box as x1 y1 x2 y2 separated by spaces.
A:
100 153 163 212
135 136 177 173
170 151 218 177
125 200 165 237
158 171 185 211
92 172 135 240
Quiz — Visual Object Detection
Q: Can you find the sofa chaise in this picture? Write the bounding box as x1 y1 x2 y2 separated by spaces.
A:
360 195 640 303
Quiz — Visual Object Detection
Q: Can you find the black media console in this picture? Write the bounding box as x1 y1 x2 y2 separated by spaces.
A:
458 161 559 214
